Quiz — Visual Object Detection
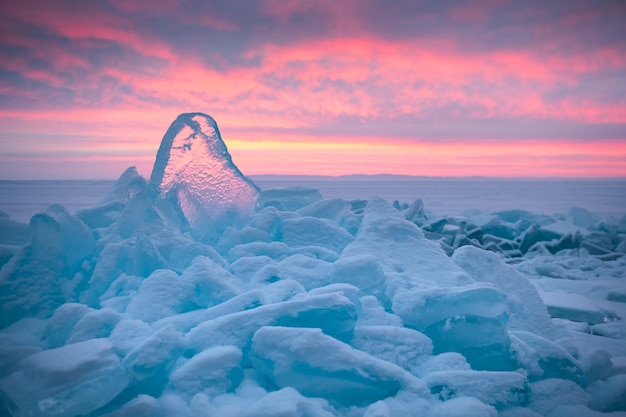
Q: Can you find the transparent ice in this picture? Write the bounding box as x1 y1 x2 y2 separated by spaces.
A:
150 113 259 242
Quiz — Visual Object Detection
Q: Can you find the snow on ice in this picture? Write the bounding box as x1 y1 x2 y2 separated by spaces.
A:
1 113 626 416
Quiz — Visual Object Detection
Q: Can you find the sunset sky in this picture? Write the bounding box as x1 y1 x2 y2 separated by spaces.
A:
1 0 625 179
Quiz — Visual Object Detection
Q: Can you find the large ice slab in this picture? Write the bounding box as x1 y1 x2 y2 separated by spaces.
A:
0 338 128 417
392 283 509 330
393 283 512 370
185 291 357 355
122 325 183 396
249 326 427 407
150 113 259 242
351 325 433 371
0 206 94 328
167 345 242 397
423 370 528 409
510 330 585 385
452 246 558 340
538 290 609 325
0 214 67 328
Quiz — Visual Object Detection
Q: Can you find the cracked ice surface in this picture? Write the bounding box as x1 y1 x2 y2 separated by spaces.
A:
150 113 259 241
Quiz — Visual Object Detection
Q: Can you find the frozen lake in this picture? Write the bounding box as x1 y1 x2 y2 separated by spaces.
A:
2 171 626 416
1 176 625 223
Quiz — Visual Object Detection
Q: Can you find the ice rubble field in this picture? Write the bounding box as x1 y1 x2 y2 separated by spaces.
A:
1 113 626 417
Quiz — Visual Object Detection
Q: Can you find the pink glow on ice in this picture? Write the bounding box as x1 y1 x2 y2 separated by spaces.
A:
149 113 259 239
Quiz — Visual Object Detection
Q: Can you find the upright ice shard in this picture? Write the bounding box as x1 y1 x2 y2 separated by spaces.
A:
150 113 259 242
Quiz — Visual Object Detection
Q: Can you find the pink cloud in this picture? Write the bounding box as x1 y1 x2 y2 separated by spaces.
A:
1 0 624 179
2 2 174 64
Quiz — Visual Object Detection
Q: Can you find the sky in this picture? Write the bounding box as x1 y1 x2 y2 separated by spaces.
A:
0 0 625 179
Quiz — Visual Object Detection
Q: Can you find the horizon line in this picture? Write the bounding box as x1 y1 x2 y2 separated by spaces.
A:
1 173 625 182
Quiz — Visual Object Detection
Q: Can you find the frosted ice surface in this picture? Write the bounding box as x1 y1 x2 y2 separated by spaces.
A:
245 387 336 417
0 214 67 327
46 204 95 271
581 348 613 383
392 283 509 331
509 331 585 384
538 290 609 325
526 378 590 415
296 198 352 222
256 186 322 211
150 113 259 241
44 303 91 348
97 394 157 417
66 308 122 344
0 217 28 246
452 246 558 340
122 325 183 395
429 396 497 417
281 216 354 253
0 338 128 417
423 370 528 409
351 325 433 370
342 197 473 298
3 145 626 415
587 374 626 412
392 283 513 370
167 345 242 397
249 326 425 406
76 168 148 229
104 166 149 203
185 291 357 354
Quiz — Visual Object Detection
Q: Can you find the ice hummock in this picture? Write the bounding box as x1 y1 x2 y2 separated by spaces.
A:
150 112 259 242
1 114 626 417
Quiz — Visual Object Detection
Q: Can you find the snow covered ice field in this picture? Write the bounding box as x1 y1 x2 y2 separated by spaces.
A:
1 113 626 417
